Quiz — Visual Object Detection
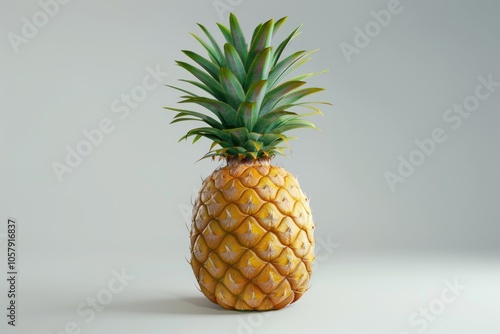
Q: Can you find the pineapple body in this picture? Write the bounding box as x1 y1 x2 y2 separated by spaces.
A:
190 159 315 310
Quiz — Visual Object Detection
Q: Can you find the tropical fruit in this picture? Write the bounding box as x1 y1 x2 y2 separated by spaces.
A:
167 13 328 310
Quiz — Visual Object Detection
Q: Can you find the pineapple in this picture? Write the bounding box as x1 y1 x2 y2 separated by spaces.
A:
167 13 328 311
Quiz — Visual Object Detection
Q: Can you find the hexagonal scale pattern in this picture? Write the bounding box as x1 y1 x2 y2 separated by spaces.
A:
190 161 315 311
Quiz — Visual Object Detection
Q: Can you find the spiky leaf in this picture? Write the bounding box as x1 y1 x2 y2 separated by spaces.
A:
168 13 329 160
273 25 302 65
273 87 325 110
196 23 225 66
224 43 246 85
260 81 306 115
247 19 274 69
273 17 288 37
181 50 220 80
180 96 236 126
244 47 273 89
176 61 224 100
236 101 259 131
229 13 248 64
219 67 245 109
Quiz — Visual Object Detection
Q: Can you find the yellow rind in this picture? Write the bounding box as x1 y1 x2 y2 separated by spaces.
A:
190 161 315 311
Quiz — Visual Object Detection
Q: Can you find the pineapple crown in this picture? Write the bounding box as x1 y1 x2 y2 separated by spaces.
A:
167 13 329 161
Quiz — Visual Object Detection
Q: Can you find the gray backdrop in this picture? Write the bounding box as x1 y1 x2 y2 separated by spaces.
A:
1 1 499 333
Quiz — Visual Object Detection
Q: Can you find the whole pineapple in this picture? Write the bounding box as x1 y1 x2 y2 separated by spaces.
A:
168 13 328 311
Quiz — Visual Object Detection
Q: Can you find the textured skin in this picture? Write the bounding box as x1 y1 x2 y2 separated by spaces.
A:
190 160 315 310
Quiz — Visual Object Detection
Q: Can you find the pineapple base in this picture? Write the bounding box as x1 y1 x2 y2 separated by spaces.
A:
190 160 315 311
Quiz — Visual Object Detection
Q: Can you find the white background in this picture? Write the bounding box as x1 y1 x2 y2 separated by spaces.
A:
1 0 499 333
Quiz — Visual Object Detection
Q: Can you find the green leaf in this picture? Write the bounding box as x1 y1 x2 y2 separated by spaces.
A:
189 33 223 67
170 117 200 124
273 101 331 116
253 110 297 133
262 115 298 133
165 84 198 97
176 61 224 100
180 97 237 126
244 80 268 111
197 23 225 66
217 23 232 44
243 140 263 152
232 147 247 154
260 80 306 115
247 132 262 142
260 133 288 146
261 145 287 156
245 151 258 160
229 13 248 64
267 50 316 88
246 18 274 69
181 50 220 80
170 15 329 160
192 134 203 144
224 43 246 85
250 23 263 46
178 80 217 98
270 119 318 134
289 69 328 82
273 87 325 110
267 50 305 87
225 127 249 146
165 107 223 129
273 53 316 85
182 127 233 143
244 47 273 90
236 101 258 131
273 17 288 37
219 67 245 110
273 25 302 65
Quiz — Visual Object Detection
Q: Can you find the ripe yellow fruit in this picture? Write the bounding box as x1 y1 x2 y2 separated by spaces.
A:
190 159 315 310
